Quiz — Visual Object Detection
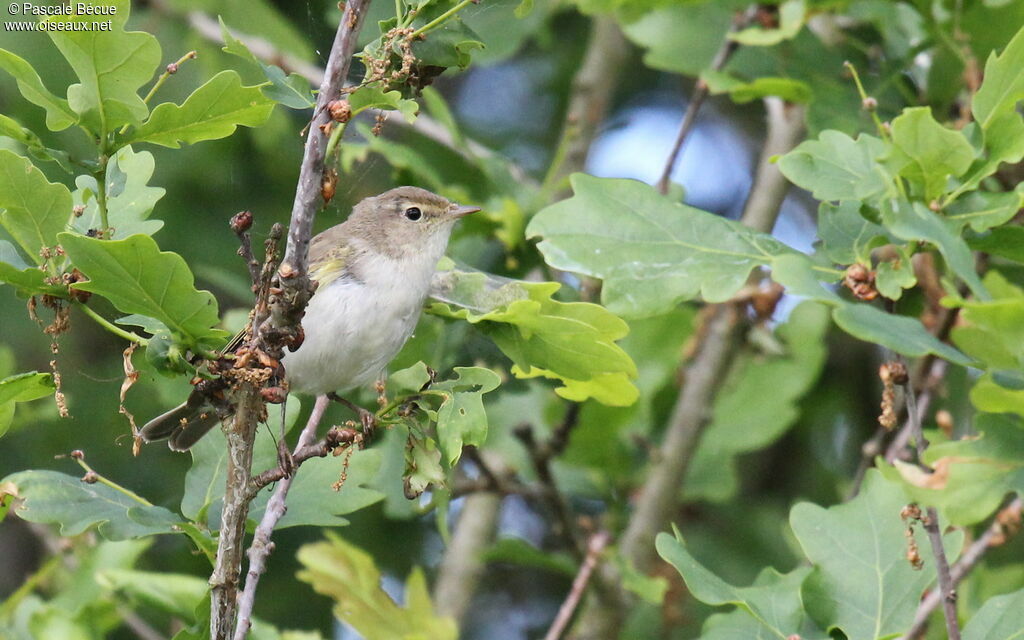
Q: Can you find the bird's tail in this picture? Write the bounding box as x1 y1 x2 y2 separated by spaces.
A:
140 390 223 451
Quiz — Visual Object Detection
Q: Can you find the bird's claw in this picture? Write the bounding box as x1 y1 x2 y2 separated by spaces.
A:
277 439 295 478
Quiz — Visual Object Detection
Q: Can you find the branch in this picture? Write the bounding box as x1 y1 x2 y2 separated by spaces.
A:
432 491 502 623
905 496 1023 639
233 395 331 640
571 98 805 638
541 16 628 200
655 6 755 195
544 532 611 640
209 4 371 636
899 365 960 639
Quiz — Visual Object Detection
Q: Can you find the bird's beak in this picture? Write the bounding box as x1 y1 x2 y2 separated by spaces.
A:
451 204 481 218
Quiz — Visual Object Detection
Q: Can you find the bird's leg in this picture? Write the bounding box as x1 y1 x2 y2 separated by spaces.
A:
276 399 295 477
328 392 377 440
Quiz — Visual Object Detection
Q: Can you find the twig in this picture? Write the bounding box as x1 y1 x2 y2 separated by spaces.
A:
901 363 960 640
231 211 260 287
515 424 586 560
544 532 611 640
233 395 330 640
572 98 805 639
655 6 755 195
247 422 359 495
905 496 1023 639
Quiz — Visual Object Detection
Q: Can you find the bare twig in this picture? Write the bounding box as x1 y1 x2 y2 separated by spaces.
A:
544 532 611 640
233 395 330 640
515 424 586 560
899 361 960 640
905 496 1023 639
655 6 755 195
231 211 260 287
572 98 805 639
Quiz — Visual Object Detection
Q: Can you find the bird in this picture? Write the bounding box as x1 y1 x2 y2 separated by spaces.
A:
139 186 480 451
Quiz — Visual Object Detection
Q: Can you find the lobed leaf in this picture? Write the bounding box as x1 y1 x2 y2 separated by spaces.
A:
59 233 227 348
887 107 975 201
429 265 638 405
72 145 165 238
0 150 73 265
729 0 805 46
0 371 55 437
2 470 180 540
657 531 827 639
44 0 161 134
777 131 891 202
0 48 77 131
791 470 963 640
296 534 458 640
127 71 275 148
219 18 315 109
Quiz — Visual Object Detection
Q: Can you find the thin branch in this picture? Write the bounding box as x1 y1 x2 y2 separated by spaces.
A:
515 424 586 560
233 395 330 640
655 6 755 195
900 361 959 640
544 532 611 640
231 211 260 287
905 496 1024 639
572 98 805 639
247 422 359 495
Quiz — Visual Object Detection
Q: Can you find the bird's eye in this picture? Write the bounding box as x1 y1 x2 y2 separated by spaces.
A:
404 207 422 221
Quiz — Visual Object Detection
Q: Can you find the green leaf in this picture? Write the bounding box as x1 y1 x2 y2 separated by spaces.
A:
97 569 207 622
481 538 576 576
350 86 419 123
127 71 275 148
428 266 638 405
0 371 55 437
880 200 988 298
701 71 812 104
883 413 1024 526
791 470 963 640
729 0 805 46
296 534 458 640
886 107 975 201
621 2 740 77
430 367 500 465
949 271 1024 374
403 426 446 499
219 18 315 109
526 174 801 317
44 0 161 133
72 145 165 238
0 149 73 264
685 302 829 501
59 233 227 348
874 246 917 301
0 48 77 131
656 531 826 639
968 226 1024 262
1 470 180 540
777 131 892 202
963 587 1024 640
832 304 972 366
27 607 92 640
0 113 74 171
972 22 1024 132
947 187 1024 233
815 201 890 265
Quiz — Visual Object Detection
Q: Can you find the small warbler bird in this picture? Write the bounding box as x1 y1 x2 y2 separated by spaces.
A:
140 186 479 450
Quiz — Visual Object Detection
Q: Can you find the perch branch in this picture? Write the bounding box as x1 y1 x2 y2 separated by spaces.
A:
433 490 503 624
233 395 331 640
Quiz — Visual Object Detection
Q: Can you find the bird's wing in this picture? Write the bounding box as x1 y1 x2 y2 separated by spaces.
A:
309 233 357 288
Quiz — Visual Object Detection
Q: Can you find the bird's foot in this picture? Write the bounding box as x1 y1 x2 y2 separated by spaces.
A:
355 407 377 441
